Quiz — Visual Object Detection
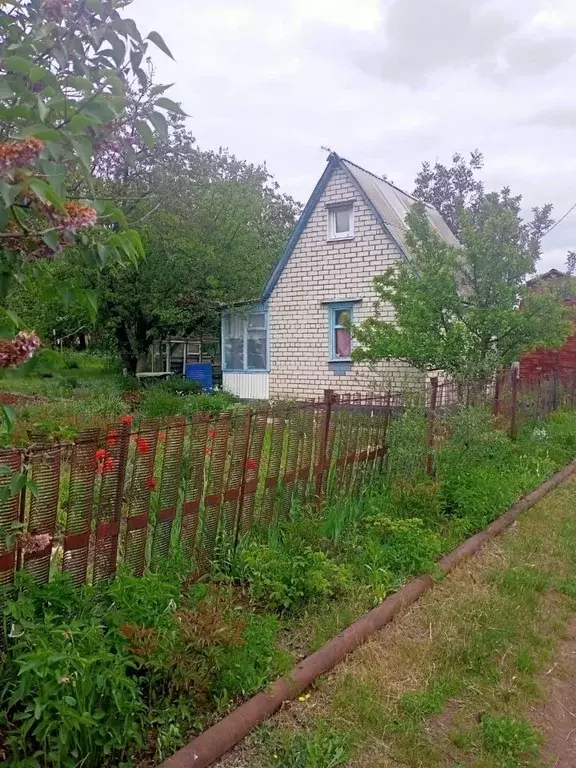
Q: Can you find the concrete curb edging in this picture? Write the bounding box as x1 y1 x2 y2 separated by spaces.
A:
160 459 576 768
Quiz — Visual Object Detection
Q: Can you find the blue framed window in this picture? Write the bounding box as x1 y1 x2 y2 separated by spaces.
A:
328 302 353 361
222 305 268 372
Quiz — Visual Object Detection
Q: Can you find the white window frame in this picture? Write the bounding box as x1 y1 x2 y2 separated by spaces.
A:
327 202 354 241
222 305 268 372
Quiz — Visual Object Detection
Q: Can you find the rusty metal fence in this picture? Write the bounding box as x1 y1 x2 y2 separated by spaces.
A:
0 368 574 588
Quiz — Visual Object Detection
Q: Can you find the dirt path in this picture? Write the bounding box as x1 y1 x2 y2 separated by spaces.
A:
215 477 576 768
532 619 576 767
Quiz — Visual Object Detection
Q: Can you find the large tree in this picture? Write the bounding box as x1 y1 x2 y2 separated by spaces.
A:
353 158 572 379
94 160 299 372
17 132 300 372
0 0 181 366
87 107 299 371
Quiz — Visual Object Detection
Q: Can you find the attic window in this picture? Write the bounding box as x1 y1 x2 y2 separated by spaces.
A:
328 203 354 240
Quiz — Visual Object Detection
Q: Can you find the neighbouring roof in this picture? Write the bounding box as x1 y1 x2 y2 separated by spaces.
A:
261 152 458 301
526 268 566 286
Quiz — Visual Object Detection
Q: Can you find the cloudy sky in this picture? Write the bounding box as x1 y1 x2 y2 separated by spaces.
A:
131 0 576 271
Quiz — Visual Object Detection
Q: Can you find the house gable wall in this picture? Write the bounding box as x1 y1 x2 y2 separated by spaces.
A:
267 166 414 399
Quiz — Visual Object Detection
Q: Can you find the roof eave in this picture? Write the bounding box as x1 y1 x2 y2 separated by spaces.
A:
261 153 341 301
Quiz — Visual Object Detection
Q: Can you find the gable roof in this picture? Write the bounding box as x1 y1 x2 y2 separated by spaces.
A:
262 152 458 301
526 268 566 286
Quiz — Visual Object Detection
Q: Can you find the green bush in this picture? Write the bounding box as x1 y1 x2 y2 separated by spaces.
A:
183 391 238 416
441 466 518 529
386 408 427 482
0 575 143 767
0 565 285 766
19 347 67 377
211 613 290 703
438 406 513 471
139 389 237 419
113 373 140 393
232 539 352 613
139 390 185 418
159 377 203 395
530 410 576 466
360 515 442 579
60 350 118 373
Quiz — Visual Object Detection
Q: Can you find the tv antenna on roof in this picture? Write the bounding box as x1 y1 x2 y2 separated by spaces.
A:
321 145 338 160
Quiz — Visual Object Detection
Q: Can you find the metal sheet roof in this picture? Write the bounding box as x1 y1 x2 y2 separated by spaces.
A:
340 158 459 251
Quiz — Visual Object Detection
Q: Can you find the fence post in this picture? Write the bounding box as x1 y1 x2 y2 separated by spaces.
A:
552 368 560 412
233 409 254 552
315 389 334 503
509 363 519 440
492 373 501 418
426 377 438 478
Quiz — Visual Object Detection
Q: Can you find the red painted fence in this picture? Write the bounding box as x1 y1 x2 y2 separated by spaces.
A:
0 370 573 588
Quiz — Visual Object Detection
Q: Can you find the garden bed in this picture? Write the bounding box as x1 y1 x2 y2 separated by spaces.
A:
0 350 237 445
2 405 576 766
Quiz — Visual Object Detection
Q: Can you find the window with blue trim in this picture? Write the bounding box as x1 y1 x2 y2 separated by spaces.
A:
223 308 267 371
328 302 353 361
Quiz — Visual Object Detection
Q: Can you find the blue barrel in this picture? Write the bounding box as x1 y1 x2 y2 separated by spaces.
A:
185 363 213 393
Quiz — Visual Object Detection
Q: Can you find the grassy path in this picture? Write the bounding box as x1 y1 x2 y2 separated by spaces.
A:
216 476 576 768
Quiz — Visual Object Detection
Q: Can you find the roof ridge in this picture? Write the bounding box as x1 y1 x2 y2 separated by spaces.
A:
339 156 434 209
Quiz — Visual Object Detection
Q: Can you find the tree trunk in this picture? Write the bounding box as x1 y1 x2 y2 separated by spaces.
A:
120 348 137 375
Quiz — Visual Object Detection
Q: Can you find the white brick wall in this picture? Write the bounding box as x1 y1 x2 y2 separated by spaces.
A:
268 167 417 400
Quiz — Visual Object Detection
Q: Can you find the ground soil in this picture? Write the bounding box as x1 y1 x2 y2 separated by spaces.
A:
0 391 44 406
531 618 576 767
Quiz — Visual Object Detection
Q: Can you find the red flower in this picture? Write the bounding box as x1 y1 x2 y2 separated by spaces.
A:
204 447 212 455
208 428 216 439
107 429 119 439
158 431 166 442
94 448 106 461
145 477 157 490
107 438 117 447
136 438 150 455
245 458 258 471
121 414 133 425
103 457 114 473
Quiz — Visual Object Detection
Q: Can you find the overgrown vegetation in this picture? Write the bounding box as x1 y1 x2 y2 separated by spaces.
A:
232 471 576 768
0 351 237 444
0 560 289 766
2 402 576 765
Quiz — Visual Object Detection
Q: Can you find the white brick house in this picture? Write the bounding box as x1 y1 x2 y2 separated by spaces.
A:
221 153 457 400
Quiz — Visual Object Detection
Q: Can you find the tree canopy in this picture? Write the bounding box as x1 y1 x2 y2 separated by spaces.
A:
353 155 572 379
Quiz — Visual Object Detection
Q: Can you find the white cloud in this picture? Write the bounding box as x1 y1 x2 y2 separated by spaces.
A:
131 0 576 271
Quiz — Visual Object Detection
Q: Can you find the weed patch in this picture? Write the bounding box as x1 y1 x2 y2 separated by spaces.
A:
260 724 352 768
4 405 576 765
480 714 542 765
216 478 576 768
